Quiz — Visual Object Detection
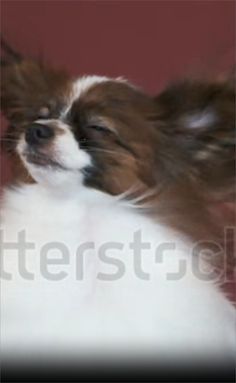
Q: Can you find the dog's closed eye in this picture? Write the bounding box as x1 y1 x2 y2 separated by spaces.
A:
85 124 112 134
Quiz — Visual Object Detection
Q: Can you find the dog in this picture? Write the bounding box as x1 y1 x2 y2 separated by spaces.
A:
0 39 235 368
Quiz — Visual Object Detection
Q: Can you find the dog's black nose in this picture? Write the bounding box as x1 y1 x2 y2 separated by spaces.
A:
25 123 54 146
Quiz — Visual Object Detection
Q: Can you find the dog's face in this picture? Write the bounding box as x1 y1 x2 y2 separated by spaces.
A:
18 77 162 192
1 52 235 201
2 65 160 192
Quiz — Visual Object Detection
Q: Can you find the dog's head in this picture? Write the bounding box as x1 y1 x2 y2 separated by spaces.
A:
1 40 235 203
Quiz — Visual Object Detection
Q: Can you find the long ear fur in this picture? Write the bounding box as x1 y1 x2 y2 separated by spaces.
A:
1 38 71 126
154 77 235 203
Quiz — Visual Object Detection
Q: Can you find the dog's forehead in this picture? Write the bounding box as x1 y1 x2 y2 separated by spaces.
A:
65 76 109 115
65 75 122 112
64 75 139 116
72 75 111 100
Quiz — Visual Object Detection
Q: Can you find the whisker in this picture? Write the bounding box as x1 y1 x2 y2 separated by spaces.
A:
115 183 142 201
115 183 158 210
127 188 157 204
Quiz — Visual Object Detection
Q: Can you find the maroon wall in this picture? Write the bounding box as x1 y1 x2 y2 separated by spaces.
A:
1 0 235 184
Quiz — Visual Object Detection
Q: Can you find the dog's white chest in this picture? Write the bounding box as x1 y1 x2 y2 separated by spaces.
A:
1 184 235 360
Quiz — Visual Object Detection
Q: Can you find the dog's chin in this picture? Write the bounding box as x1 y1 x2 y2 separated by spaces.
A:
25 151 66 170
16 135 92 190
20 153 84 190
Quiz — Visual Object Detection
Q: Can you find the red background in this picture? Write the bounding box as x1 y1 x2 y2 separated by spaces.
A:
1 0 235 183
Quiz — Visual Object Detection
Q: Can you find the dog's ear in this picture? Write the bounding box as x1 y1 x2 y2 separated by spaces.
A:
1 38 71 126
154 77 235 201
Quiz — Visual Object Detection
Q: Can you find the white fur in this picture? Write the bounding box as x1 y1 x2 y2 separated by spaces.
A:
73 75 110 99
1 181 236 363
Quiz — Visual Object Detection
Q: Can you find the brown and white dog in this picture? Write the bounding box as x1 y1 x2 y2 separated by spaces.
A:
0 40 235 366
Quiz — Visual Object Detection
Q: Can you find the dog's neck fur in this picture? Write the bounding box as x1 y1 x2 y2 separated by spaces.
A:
1 177 236 361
